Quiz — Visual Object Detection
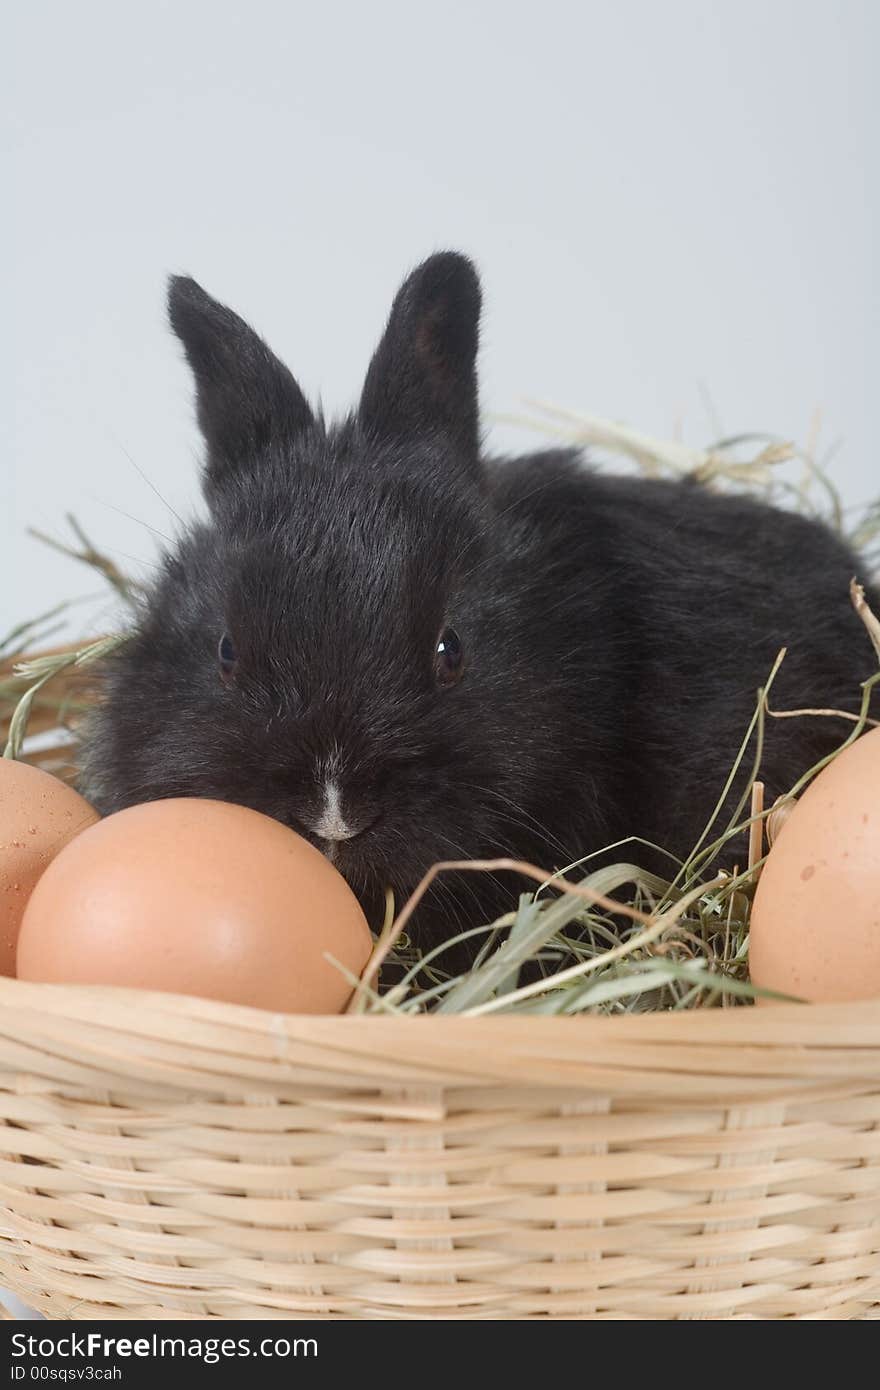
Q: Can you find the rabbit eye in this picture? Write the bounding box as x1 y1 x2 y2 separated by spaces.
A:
434 627 464 688
218 632 238 680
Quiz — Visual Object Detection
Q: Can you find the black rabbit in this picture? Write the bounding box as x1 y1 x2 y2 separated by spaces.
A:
81 252 878 949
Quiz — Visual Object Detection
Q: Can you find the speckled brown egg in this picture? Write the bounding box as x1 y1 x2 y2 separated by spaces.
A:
749 727 880 1001
0 758 99 976
17 797 373 1013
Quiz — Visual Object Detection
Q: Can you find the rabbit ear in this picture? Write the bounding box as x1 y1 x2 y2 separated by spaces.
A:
359 252 481 458
167 276 313 495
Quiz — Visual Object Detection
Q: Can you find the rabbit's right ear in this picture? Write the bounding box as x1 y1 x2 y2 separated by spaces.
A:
359 252 482 460
167 276 313 498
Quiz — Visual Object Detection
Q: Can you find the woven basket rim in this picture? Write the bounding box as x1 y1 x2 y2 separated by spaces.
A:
3 976 879 1100
3 973 878 1035
4 971 879 1024
3 973 873 1089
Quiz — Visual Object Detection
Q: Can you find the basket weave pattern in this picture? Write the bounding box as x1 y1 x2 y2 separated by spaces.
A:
1 979 878 1320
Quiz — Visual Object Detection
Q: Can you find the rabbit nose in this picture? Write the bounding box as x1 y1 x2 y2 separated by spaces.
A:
308 776 379 843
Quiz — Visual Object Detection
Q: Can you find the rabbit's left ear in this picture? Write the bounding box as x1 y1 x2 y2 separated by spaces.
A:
359 252 481 459
167 275 314 498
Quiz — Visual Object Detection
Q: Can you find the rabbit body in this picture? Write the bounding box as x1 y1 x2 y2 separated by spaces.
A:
82 254 878 945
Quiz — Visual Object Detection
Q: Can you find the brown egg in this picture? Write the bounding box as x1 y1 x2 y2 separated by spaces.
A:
749 727 880 1001
0 758 99 976
17 797 372 1013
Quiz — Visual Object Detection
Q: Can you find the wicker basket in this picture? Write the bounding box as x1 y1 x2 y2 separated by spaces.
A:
1 646 879 1319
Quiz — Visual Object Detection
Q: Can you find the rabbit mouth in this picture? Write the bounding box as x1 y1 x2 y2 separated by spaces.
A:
273 814 381 870
317 817 382 869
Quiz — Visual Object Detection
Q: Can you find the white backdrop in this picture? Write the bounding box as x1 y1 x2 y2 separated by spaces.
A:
3 0 878 637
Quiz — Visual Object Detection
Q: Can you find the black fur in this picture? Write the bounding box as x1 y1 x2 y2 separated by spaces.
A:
81 252 879 947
